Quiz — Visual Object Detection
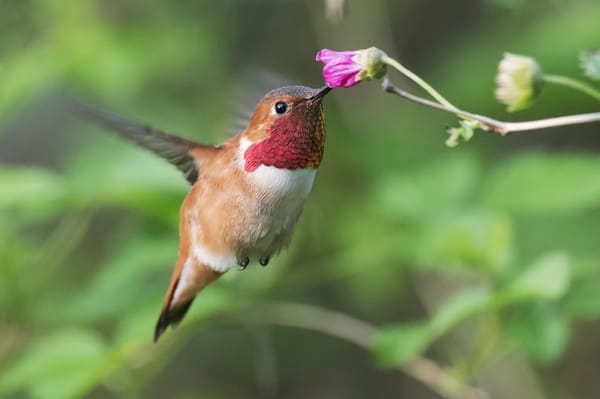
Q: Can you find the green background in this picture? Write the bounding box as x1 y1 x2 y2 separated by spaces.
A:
1 0 600 398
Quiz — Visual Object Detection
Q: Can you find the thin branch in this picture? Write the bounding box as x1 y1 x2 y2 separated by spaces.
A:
382 76 600 136
253 302 375 347
381 76 507 134
503 113 600 132
249 301 490 399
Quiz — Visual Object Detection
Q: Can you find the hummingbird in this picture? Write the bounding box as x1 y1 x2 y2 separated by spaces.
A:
73 85 331 341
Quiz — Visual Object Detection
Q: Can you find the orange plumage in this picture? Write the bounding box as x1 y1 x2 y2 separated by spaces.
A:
74 85 330 341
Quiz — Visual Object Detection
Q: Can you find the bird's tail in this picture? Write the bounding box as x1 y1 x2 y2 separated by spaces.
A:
154 260 222 342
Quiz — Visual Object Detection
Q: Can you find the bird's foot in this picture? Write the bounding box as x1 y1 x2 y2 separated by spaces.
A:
259 257 269 267
238 257 250 270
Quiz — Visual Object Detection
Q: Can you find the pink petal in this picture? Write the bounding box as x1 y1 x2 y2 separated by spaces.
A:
322 63 362 87
316 48 357 63
316 48 363 88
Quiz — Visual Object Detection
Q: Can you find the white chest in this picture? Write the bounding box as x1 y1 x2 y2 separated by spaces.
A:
247 164 316 232
239 136 316 206
247 164 316 202
240 132 318 249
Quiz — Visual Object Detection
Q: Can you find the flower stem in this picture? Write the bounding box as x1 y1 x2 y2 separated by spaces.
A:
383 55 455 108
382 76 600 136
544 74 600 101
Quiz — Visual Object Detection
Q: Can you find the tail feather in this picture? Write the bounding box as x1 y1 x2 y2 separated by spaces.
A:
153 260 223 342
154 296 195 342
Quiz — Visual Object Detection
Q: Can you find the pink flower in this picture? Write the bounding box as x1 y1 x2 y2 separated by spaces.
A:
316 49 363 87
315 47 387 88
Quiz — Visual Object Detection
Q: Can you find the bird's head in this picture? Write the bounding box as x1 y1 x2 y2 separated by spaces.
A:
242 85 331 172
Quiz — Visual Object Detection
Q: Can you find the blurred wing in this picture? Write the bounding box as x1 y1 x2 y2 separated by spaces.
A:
71 100 206 185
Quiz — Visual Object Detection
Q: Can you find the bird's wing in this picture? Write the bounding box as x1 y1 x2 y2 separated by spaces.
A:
71 99 209 185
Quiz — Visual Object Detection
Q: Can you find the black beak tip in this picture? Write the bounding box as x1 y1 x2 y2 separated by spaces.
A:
310 85 332 100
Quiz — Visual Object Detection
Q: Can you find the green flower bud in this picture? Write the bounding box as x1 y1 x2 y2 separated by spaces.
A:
354 47 388 81
495 53 544 112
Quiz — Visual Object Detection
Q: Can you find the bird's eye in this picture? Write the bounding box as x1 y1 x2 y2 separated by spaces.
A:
274 101 288 114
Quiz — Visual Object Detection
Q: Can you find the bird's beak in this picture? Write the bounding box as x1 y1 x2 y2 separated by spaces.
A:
309 86 332 101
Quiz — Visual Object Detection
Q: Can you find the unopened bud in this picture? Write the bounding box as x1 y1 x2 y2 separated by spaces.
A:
495 53 544 112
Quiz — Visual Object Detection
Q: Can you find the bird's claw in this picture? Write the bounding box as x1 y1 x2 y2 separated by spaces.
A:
259 257 269 266
238 257 250 270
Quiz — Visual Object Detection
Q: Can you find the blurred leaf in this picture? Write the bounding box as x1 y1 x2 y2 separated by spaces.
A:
483 154 600 214
114 303 164 347
505 302 569 362
0 226 32 313
564 275 600 318
64 138 186 223
415 212 513 272
428 288 493 336
580 49 600 80
48 233 177 324
115 285 235 346
373 288 493 365
0 330 108 399
181 285 237 325
372 322 432 366
0 166 66 219
376 154 479 221
502 252 570 303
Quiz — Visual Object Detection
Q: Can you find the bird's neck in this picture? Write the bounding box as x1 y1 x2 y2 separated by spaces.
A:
242 116 325 172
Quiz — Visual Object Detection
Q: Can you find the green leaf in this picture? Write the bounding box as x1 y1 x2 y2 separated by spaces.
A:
49 234 177 324
416 211 513 273
0 330 108 399
446 120 480 147
0 226 29 291
564 276 600 318
505 302 569 362
64 139 186 223
371 322 433 366
482 153 600 214
580 50 600 80
502 252 570 303
372 288 493 366
115 285 235 346
428 288 494 336
376 154 479 221
114 303 165 346
0 167 66 219
181 285 236 324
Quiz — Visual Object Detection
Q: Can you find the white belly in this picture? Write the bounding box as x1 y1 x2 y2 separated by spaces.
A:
248 164 316 204
246 164 316 252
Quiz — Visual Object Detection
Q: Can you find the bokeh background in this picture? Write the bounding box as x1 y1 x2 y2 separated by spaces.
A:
1 0 600 398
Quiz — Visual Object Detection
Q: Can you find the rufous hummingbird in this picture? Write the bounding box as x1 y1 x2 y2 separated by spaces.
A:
74 85 331 341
